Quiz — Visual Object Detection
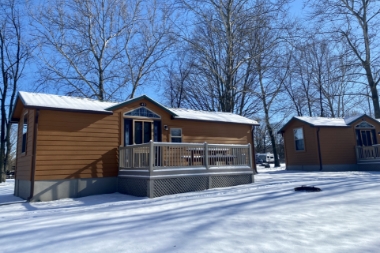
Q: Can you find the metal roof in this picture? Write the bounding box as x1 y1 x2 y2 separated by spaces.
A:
169 108 259 125
278 114 370 133
18 91 117 113
15 91 259 125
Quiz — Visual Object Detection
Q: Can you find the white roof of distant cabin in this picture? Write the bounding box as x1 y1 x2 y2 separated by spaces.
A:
295 115 365 127
19 91 117 113
278 114 371 133
169 108 259 125
17 91 258 125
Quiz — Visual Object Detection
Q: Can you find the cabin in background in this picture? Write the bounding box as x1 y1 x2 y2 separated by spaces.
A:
278 114 380 171
11 92 258 201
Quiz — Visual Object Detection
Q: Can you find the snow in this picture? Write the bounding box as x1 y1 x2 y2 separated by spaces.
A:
170 108 259 125
295 116 349 127
19 91 117 113
294 114 366 127
0 179 25 205
17 92 258 124
1 167 380 253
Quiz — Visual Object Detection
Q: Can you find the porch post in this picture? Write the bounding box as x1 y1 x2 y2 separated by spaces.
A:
204 142 212 189
149 140 154 175
204 142 209 170
248 143 253 169
148 140 155 198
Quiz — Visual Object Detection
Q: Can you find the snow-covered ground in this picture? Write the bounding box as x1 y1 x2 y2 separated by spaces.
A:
1 166 380 253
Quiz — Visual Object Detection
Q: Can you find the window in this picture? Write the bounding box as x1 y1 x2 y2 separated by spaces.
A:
22 113 28 153
170 128 182 143
355 121 374 128
124 107 160 118
355 121 377 146
124 119 161 145
293 128 304 151
123 107 162 146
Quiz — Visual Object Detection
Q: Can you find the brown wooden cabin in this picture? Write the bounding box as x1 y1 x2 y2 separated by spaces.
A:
11 91 259 201
278 114 380 171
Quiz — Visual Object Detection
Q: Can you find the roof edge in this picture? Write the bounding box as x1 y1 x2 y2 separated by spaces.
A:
106 95 177 116
172 116 260 126
11 105 113 122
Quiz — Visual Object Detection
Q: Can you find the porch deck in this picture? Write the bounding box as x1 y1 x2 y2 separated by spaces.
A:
356 145 380 163
118 141 254 197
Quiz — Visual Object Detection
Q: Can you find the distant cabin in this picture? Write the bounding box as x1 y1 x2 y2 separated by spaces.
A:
11 92 259 201
278 114 380 171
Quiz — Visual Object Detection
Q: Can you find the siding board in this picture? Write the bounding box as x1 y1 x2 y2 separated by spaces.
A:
15 109 35 181
35 110 120 180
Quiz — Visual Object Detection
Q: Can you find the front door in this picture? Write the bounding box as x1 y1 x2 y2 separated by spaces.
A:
356 129 377 146
134 121 152 144
124 118 161 145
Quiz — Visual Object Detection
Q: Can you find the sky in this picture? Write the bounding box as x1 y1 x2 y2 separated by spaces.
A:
16 0 309 106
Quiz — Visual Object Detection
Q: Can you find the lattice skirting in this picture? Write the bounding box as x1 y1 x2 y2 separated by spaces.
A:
118 177 148 197
211 175 252 188
118 174 253 198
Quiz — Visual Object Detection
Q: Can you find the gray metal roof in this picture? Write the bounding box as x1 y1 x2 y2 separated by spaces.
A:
19 91 117 113
17 91 259 125
278 114 369 133
169 108 259 125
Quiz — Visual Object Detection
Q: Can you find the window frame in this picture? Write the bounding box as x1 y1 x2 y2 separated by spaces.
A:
132 119 154 144
124 107 161 119
293 127 305 152
170 128 182 143
21 112 28 155
123 107 161 145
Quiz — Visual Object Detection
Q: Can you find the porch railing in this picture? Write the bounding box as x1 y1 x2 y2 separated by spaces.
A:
119 141 253 171
356 145 380 161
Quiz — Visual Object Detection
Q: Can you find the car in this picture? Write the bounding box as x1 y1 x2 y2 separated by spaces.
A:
255 153 278 163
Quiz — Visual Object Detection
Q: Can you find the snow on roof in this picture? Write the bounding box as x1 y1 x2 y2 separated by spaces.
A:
169 108 259 125
295 114 364 127
19 91 117 113
17 91 258 125
295 116 348 127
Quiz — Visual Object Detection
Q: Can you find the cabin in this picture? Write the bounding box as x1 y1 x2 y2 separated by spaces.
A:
11 91 259 201
278 114 380 171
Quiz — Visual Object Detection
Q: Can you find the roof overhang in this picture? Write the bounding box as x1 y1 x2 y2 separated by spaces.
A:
106 95 177 116
10 92 114 124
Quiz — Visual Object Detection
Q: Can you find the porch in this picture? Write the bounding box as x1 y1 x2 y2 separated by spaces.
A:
356 145 380 163
118 141 254 197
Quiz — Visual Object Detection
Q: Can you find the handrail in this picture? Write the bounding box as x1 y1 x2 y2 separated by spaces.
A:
356 145 380 161
119 141 252 171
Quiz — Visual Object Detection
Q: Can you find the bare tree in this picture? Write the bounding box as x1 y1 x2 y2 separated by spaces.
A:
29 0 175 101
0 0 30 182
308 0 380 118
124 1 176 99
284 34 364 118
171 0 267 115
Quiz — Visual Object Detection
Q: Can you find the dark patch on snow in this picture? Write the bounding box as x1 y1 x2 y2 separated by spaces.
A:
294 185 321 192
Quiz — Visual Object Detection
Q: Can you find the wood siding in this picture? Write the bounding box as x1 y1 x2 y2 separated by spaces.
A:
34 110 119 180
283 120 319 166
16 109 35 180
319 127 357 165
113 99 253 146
14 97 255 181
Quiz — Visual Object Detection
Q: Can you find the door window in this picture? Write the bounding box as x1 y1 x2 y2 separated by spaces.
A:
134 121 153 144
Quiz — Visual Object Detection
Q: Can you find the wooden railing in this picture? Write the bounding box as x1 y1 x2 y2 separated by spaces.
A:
119 141 252 171
356 145 380 162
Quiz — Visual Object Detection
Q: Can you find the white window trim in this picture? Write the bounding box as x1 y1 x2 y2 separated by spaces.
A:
293 127 305 151
123 107 161 119
170 128 182 142
21 112 28 155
